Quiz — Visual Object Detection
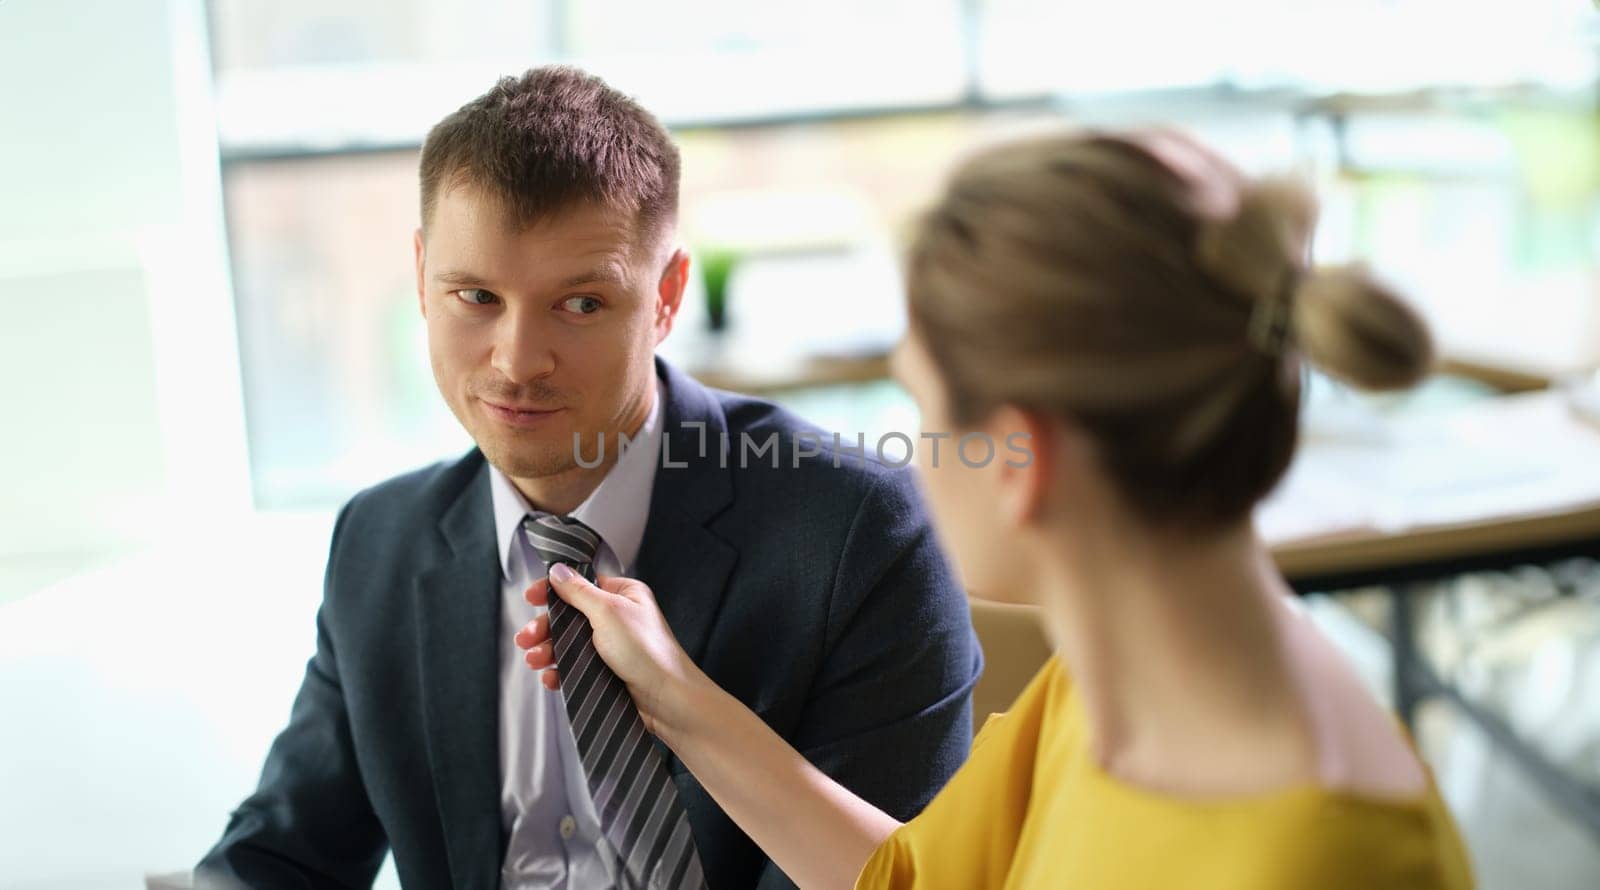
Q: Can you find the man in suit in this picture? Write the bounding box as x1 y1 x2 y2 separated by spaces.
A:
197 66 980 889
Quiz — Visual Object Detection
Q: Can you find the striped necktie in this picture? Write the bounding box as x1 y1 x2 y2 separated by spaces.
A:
521 513 706 890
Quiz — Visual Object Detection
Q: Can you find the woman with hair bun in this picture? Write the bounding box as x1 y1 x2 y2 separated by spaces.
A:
517 130 1474 889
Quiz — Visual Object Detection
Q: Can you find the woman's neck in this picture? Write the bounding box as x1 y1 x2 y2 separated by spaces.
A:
1033 516 1317 797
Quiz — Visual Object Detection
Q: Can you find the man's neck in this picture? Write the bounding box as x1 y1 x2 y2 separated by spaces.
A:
512 462 611 517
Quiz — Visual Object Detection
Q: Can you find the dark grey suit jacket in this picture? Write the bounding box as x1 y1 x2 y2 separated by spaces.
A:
199 359 981 889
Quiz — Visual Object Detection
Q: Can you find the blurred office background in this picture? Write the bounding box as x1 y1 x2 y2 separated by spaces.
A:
3 0 1600 886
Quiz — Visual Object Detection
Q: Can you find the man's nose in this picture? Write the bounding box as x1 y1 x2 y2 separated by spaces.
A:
489 307 557 384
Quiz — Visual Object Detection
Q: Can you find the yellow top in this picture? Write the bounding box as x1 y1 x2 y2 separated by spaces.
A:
857 657 1474 890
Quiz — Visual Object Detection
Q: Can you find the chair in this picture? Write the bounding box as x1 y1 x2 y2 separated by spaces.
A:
967 597 1054 722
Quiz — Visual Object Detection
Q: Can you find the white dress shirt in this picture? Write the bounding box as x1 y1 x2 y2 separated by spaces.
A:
490 384 663 889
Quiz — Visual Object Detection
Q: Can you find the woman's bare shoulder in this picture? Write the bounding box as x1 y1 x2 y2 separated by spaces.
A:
1282 603 1429 801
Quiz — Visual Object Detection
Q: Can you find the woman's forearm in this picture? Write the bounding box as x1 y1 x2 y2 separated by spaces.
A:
656 674 902 890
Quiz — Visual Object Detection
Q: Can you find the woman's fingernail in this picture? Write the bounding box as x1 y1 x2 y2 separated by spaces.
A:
549 562 574 582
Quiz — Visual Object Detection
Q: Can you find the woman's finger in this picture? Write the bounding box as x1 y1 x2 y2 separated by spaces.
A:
540 668 561 691
594 574 655 604
546 562 609 617
523 641 555 670
524 577 549 607
513 613 549 650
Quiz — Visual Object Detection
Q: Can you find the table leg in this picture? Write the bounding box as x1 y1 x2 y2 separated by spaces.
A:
1389 583 1423 730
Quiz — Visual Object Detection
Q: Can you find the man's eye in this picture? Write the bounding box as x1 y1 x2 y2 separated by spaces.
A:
455 288 497 305
562 296 602 315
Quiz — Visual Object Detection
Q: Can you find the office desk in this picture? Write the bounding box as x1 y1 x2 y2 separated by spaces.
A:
1266 390 1600 589
688 351 892 395
1264 390 1600 839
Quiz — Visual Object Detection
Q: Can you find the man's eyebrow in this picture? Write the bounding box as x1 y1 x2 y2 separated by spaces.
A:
433 270 489 287
558 265 627 289
431 266 627 289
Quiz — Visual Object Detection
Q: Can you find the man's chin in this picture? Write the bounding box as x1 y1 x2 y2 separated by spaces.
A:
478 439 577 481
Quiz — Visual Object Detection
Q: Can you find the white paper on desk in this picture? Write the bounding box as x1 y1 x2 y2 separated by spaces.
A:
1262 399 1600 547
1370 440 1574 528
719 247 906 364
1258 448 1382 545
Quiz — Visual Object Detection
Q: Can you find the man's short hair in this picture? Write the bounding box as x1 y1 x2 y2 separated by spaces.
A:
419 66 680 245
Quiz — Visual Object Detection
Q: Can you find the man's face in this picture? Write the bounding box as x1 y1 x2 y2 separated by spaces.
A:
414 185 686 485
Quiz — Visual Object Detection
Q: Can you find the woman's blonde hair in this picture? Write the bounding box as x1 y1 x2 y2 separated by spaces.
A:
907 131 1433 526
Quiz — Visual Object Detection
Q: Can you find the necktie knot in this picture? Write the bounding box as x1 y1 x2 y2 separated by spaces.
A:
521 513 601 580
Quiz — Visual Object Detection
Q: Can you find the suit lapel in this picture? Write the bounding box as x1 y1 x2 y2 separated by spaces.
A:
635 513 738 666
636 359 738 666
413 458 505 888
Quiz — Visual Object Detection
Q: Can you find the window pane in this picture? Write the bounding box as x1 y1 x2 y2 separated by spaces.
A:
223 151 469 507
976 0 1598 98
209 0 558 71
209 0 966 155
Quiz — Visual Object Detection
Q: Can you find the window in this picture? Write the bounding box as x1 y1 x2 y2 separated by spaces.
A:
209 1 1600 507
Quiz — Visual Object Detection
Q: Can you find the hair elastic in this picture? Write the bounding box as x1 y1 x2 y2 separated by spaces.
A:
1248 266 1301 356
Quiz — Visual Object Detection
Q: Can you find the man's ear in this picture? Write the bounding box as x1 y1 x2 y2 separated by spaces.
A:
654 247 690 344
413 228 428 319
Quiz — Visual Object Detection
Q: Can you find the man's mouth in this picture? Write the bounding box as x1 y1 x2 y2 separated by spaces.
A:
480 398 566 427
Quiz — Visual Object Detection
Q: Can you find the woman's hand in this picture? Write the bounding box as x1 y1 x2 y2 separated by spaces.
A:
519 567 900 889
514 564 706 740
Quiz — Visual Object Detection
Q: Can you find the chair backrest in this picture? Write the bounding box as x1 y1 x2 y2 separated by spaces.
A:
967 596 1053 722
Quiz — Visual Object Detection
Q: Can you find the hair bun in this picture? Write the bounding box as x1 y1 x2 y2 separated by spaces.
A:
1196 177 1432 391
1293 265 1434 390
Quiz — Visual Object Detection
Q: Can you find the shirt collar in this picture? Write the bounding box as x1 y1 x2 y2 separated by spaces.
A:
488 381 663 579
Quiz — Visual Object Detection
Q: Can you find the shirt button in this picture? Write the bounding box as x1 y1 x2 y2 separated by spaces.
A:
559 815 577 840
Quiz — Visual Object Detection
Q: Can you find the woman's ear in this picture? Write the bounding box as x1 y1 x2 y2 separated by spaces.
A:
987 406 1056 527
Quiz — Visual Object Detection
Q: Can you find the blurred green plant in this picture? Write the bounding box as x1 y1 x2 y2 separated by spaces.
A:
698 247 740 332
